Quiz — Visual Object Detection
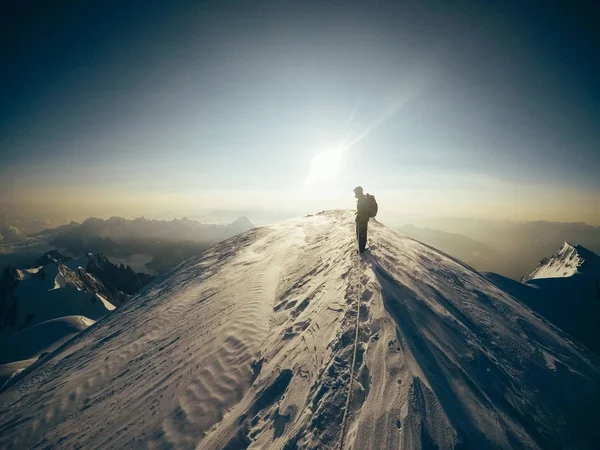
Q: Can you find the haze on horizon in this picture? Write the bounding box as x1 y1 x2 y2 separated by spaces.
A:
2 1 599 227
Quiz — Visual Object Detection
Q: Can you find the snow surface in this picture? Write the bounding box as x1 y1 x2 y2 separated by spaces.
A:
0 315 95 365
0 359 36 389
1 211 599 449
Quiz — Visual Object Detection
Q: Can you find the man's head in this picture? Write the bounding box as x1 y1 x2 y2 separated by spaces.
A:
353 186 364 198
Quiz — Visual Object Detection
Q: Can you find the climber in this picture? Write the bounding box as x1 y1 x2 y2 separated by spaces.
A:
353 186 378 254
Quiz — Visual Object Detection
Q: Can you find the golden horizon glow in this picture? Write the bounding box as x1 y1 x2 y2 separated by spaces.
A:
3 179 600 227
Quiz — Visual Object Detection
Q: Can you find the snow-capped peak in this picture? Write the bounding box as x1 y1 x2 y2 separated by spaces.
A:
522 242 600 282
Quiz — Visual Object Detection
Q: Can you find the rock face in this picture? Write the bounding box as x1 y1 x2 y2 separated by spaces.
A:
0 266 21 332
33 249 72 267
85 252 155 297
0 211 599 449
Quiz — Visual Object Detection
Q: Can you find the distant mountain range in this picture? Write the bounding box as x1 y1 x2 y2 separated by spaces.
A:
33 215 254 242
0 216 255 275
396 219 600 280
396 224 500 269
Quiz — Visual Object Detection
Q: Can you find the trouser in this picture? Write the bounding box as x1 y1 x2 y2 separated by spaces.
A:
356 221 368 253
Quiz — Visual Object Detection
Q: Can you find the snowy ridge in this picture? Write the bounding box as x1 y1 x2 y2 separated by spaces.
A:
0 211 599 449
522 242 600 281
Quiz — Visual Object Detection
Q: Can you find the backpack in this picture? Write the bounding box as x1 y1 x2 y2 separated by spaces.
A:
365 194 378 218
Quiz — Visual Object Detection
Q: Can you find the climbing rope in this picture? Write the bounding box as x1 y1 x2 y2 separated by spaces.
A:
338 246 363 450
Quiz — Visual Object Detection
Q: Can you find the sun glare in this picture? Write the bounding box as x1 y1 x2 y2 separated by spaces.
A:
304 148 344 188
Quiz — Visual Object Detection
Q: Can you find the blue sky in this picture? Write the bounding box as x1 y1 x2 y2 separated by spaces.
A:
1 1 599 224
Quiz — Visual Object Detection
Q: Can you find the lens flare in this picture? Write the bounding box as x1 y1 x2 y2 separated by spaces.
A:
303 147 344 187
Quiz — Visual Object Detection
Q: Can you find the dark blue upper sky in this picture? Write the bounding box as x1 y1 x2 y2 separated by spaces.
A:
1 0 599 222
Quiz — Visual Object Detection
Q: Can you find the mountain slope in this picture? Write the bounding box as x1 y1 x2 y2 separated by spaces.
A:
396 224 500 272
488 243 600 355
0 211 599 449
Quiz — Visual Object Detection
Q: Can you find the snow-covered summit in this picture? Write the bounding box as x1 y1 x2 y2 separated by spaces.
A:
1 211 599 449
522 242 600 282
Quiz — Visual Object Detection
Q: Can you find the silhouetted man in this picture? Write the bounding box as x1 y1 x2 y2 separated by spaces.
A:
354 186 377 254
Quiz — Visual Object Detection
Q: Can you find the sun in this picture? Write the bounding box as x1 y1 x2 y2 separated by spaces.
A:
303 147 344 188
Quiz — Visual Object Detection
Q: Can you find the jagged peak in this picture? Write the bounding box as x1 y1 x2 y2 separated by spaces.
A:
523 242 600 282
230 216 254 228
86 252 110 264
33 250 72 267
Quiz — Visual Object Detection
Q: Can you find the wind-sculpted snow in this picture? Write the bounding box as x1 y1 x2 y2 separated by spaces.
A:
0 211 599 449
